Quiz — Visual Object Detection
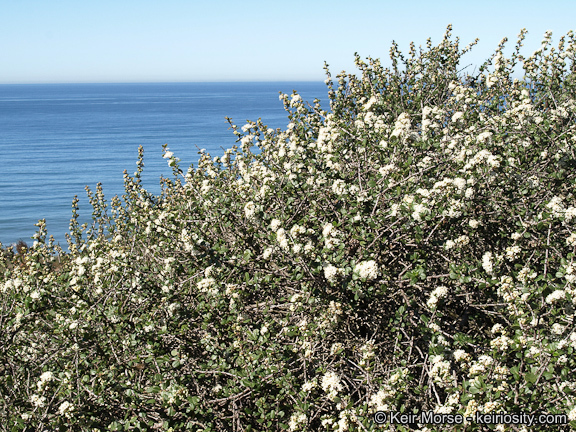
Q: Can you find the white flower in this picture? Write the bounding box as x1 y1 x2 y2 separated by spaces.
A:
491 323 505 334
302 378 318 392
505 246 521 261
332 179 347 195
469 219 480 228
490 335 512 351
453 349 471 363
568 406 576 421
430 358 453 387
565 207 576 222
58 401 74 416
546 290 566 304
477 131 492 143
290 224 306 237
379 163 396 176
30 394 46 407
324 264 342 284
552 323 565 335
197 277 216 292
322 223 336 237
163 151 174 159
288 412 307 431
244 201 256 219
452 112 464 122
427 286 448 309
354 260 379 280
482 252 494 274
270 219 282 231
263 247 273 260
412 203 430 221
321 371 343 395
39 371 53 382
453 177 466 191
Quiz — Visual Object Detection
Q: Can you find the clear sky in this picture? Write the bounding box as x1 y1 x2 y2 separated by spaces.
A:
1 0 574 84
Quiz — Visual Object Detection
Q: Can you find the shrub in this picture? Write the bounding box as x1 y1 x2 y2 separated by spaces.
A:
1 25 576 431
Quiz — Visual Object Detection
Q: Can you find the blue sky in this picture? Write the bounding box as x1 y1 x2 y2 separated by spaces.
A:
1 0 574 84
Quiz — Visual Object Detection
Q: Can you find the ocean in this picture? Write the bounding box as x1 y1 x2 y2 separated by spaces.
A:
0 82 327 248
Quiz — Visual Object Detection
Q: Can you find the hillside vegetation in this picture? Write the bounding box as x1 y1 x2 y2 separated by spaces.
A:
1 26 576 431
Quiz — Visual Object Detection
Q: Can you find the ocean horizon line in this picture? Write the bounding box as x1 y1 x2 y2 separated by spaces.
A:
0 80 327 86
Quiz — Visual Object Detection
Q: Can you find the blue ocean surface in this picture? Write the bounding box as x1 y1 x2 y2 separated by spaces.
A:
0 82 327 248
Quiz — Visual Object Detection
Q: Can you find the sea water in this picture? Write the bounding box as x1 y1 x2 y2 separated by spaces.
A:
0 82 327 248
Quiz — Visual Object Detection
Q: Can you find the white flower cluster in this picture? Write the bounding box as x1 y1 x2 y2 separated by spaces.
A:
461 149 501 171
497 275 522 303
542 196 575 223
58 400 74 418
427 286 449 309
197 277 218 296
354 260 379 281
566 207 576 222
359 341 375 368
321 371 343 401
567 233 576 246
411 203 430 222
434 392 461 414
482 251 494 274
505 245 521 261
262 247 274 260
552 323 565 335
276 228 290 252
569 406 576 422
244 201 256 220
421 105 445 139
517 266 537 284
452 111 464 122
288 412 307 431
546 289 566 304
453 349 472 363
429 355 454 387
37 371 54 392
324 264 343 284
332 179 347 195
302 378 318 393
464 400 479 418
30 394 47 408
445 235 470 250
378 162 397 177
322 222 341 250
468 355 494 377
368 386 394 412
390 112 412 140
477 131 493 143
490 334 513 351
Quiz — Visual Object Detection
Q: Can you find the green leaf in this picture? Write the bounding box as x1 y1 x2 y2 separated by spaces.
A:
525 372 537 384
469 385 480 394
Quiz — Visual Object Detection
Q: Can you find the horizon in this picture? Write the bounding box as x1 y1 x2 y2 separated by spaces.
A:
1 0 575 85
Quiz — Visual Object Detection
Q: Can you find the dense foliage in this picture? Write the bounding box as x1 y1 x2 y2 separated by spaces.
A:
1 25 576 431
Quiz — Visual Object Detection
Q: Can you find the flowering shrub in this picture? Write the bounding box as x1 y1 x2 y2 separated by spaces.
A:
1 25 576 431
